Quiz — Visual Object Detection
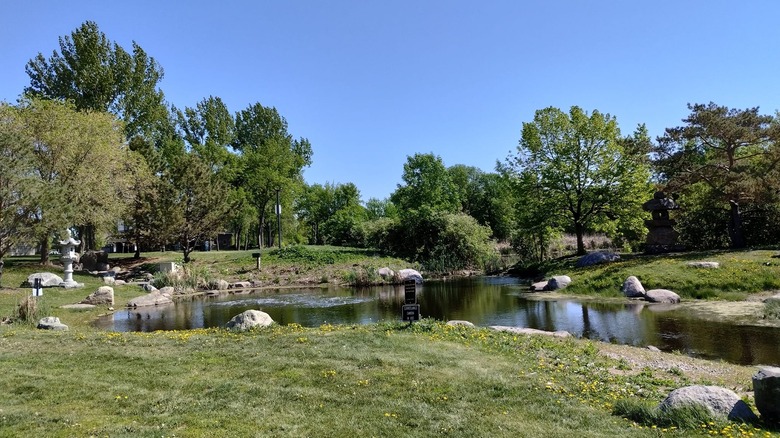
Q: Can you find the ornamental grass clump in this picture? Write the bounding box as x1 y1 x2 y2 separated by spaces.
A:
13 295 48 325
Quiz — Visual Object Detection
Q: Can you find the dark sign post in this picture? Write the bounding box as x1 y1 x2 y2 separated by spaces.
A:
32 277 43 297
402 279 420 323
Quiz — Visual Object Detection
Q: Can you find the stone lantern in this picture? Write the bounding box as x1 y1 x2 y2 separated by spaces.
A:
642 192 685 254
59 230 83 288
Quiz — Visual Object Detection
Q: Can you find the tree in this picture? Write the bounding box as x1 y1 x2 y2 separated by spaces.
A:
166 152 231 263
365 197 397 220
506 106 652 255
233 103 312 248
448 165 515 240
0 103 39 285
655 103 780 248
176 96 236 180
25 20 168 252
296 182 366 245
391 153 459 214
15 97 129 262
25 20 166 140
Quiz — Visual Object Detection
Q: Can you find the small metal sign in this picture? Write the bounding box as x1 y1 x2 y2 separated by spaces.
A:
404 279 417 304
402 304 420 322
32 278 43 297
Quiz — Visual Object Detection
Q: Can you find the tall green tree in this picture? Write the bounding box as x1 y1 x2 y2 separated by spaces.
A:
655 103 780 248
233 103 312 248
448 165 515 240
25 20 168 252
0 103 40 284
391 153 459 214
12 97 130 261
506 106 652 255
166 152 231 263
176 96 236 180
25 20 166 140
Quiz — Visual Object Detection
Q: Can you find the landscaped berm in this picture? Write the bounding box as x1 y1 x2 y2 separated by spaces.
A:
0 248 779 437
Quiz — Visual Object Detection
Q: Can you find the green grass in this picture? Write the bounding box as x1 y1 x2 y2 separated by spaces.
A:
531 250 780 300
0 321 775 437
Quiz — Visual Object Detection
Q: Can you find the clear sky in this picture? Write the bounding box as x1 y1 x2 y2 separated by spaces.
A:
2 1 779 202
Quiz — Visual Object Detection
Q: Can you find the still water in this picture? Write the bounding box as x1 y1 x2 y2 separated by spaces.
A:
95 276 780 366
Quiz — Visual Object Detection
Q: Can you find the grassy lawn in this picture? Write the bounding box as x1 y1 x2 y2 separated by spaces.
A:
532 249 780 300
1 248 780 436
1 320 774 437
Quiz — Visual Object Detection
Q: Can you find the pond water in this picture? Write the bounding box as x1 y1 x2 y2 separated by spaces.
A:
94 276 780 366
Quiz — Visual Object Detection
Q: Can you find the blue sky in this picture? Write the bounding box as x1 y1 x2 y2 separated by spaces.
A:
2 1 779 202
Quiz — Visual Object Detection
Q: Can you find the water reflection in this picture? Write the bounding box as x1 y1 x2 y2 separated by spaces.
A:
95 277 780 366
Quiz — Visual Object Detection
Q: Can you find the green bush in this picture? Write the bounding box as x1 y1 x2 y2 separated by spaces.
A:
152 264 212 292
13 295 49 326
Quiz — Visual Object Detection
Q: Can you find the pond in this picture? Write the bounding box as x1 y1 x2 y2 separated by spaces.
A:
94 276 780 366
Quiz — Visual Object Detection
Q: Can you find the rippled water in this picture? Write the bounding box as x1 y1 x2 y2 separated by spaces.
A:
94 276 780 366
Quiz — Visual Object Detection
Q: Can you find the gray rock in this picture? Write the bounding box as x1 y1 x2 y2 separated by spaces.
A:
215 279 230 290
226 310 274 331
102 276 116 285
398 269 423 284
114 279 126 286
546 275 571 291
764 294 780 305
377 267 395 279
658 385 757 422
490 325 571 338
80 286 114 306
645 289 681 304
622 276 646 298
530 281 548 291
446 320 475 327
127 290 173 307
141 283 158 292
231 281 252 289
575 251 620 268
25 272 63 287
37 316 69 331
60 303 96 310
686 261 720 269
158 286 174 296
647 345 661 352
753 366 780 424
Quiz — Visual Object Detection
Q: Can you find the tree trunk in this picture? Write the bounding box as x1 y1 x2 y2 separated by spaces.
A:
575 222 586 255
39 237 50 265
0 259 4 287
133 226 141 259
728 200 746 249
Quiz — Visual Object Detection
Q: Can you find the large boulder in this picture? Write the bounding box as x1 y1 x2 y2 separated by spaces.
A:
80 286 114 306
80 250 108 272
25 272 63 288
377 267 395 279
446 320 475 327
546 275 571 291
753 366 780 424
127 290 173 308
575 251 620 268
529 281 548 291
226 310 274 331
658 385 757 422
398 269 423 284
490 325 571 338
622 276 646 298
231 281 252 289
37 316 69 331
645 289 681 304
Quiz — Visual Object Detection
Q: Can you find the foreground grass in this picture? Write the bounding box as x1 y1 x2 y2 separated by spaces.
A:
0 321 776 437
533 249 780 300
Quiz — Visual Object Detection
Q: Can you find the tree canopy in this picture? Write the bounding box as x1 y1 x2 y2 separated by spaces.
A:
505 106 652 255
655 103 780 248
